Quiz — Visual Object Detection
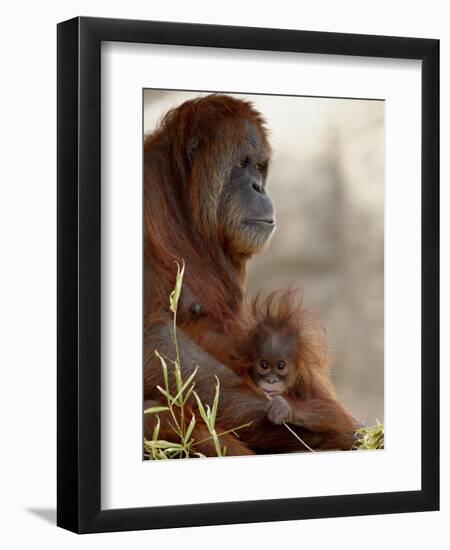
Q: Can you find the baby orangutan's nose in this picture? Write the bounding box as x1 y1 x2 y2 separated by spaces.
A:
266 377 279 384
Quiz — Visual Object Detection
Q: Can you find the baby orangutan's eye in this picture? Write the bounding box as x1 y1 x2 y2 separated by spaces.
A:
259 360 269 370
277 361 286 370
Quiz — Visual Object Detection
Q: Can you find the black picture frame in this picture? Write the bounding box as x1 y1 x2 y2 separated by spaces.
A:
57 16 439 533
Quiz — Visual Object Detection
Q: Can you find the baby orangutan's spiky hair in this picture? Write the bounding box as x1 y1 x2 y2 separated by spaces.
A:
241 289 333 399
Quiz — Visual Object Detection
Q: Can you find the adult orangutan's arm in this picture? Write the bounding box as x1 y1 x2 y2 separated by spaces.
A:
144 322 331 453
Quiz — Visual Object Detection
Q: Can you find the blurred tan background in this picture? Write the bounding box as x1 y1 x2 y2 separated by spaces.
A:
144 90 384 426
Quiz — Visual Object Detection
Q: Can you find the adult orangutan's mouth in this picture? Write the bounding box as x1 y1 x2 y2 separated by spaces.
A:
245 219 275 226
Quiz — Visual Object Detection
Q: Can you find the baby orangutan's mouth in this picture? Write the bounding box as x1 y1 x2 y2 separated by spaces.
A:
260 386 284 398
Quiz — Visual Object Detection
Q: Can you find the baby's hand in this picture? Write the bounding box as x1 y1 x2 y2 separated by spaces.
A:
266 396 291 425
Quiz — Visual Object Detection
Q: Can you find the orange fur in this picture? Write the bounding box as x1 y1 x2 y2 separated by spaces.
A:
143 95 357 455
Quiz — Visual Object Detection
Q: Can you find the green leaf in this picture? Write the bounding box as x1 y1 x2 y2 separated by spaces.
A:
155 350 169 392
169 260 185 313
147 440 184 450
171 366 199 405
152 415 161 441
173 361 183 393
156 385 174 403
193 391 209 425
353 422 384 450
211 376 220 424
144 406 170 414
184 413 197 443
183 382 196 404
211 430 222 456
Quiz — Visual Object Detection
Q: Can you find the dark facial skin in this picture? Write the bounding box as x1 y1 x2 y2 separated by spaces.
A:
251 358 290 396
249 327 297 397
217 125 275 254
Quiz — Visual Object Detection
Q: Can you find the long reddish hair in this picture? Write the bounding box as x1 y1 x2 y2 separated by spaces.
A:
144 94 271 324
235 290 334 400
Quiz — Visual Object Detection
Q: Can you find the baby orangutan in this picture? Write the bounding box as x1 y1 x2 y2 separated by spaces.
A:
237 291 359 450
247 322 303 425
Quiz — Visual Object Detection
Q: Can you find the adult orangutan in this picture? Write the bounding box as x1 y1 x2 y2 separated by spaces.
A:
143 94 357 455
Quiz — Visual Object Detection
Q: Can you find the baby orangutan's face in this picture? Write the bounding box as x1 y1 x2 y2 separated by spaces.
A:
251 358 290 397
248 326 298 397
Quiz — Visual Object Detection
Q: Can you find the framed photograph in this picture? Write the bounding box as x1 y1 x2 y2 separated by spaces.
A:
57 16 439 533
